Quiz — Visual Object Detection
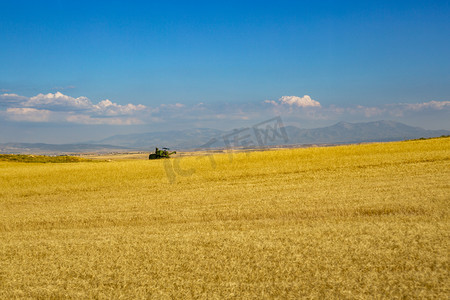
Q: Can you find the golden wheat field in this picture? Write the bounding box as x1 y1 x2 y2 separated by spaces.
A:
0 138 449 299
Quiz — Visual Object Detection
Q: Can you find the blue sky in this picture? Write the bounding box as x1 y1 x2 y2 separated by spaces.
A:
0 0 449 143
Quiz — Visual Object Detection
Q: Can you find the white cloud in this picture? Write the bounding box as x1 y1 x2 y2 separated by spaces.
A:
22 92 92 111
65 114 144 125
350 105 386 118
160 103 185 109
19 92 149 116
92 99 147 116
0 93 28 106
384 100 450 117
1 92 150 125
52 85 76 91
6 108 52 122
401 100 450 111
267 95 321 107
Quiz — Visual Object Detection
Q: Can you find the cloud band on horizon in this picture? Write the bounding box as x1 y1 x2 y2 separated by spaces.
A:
0 92 449 129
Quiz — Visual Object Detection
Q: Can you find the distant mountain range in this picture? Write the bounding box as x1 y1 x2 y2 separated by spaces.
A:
282 120 449 144
97 120 450 149
1 120 448 154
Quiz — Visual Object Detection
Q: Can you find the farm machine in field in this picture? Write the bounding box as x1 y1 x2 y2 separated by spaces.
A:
149 147 176 159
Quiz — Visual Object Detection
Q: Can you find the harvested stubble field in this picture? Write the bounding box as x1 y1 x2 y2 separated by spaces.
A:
0 138 449 299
